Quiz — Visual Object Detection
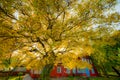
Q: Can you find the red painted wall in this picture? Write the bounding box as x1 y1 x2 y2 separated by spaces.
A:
49 65 98 77
30 57 98 78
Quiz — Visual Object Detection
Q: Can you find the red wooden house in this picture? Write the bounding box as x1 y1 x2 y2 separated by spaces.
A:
30 56 98 78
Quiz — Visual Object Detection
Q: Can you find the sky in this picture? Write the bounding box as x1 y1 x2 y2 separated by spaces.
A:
115 0 120 30
13 0 120 29
13 0 120 18
115 0 120 13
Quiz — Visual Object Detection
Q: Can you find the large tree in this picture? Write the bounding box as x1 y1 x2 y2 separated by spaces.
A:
0 0 120 79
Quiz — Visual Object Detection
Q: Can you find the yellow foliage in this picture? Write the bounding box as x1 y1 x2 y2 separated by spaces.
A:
56 53 92 69
0 0 119 71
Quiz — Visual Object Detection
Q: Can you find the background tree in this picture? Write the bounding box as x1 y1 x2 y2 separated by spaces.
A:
91 30 120 77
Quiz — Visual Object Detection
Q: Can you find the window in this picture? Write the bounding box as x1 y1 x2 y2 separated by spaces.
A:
86 59 89 63
77 69 82 73
57 67 61 73
82 58 86 62
66 68 70 74
90 60 92 64
81 69 86 73
91 68 95 74
77 69 86 73
72 68 76 74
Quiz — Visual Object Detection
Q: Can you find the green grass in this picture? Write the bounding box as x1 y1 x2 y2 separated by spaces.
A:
51 76 120 80
0 76 119 80
9 76 22 80
89 77 120 80
0 76 22 80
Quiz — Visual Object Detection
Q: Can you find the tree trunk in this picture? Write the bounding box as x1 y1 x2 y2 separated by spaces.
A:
40 51 56 80
112 66 120 77
5 68 11 80
41 64 54 80
5 74 10 80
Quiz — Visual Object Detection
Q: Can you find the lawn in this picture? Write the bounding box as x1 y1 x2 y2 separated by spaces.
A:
0 76 119 80
51 76 120 80
0 76 22 80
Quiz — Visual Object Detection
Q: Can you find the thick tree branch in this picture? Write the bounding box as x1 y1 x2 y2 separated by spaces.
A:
0 6 17 20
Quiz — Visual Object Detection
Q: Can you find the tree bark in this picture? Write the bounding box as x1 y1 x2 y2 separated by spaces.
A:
41 64 54 80
112 66 120 77
5 72 10 80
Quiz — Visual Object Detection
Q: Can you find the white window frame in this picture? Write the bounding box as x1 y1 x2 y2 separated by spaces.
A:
66 68 70 74
91 68 95 74
57 66 61 73
72 68 76 74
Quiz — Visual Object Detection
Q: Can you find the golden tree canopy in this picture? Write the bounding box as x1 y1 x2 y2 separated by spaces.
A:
0 0 120 70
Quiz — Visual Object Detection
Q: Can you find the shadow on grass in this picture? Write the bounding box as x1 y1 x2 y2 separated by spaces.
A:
50 76 120 80
0 76 119 80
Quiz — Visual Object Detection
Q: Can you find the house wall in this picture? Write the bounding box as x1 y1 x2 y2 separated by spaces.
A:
50 65 98 77
30 65 98 78
30 57 98 78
